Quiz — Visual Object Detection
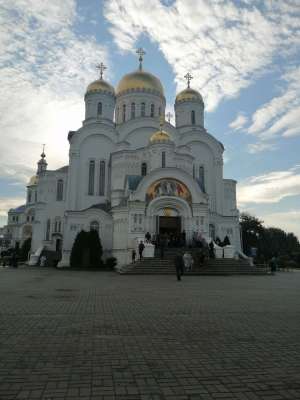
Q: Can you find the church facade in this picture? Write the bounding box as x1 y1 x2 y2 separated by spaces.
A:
5 51 241 266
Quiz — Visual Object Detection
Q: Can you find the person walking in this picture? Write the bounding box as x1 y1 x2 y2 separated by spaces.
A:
183 252 193 272
138 241 145 260
174 253 184 281
269 254 278 275
132 249 136 264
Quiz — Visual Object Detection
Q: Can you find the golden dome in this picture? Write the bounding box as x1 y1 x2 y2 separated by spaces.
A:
28 175 38 186
86 79 115 95
116 70 164 96
150 130 172 144
176 87 203 103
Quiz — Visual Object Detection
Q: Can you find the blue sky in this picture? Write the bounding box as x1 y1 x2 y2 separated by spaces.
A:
0 0 300 238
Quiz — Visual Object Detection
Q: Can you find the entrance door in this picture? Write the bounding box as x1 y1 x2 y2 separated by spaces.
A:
159 216 181 236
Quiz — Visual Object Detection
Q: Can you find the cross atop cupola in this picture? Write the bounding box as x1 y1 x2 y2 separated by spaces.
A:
136 47 146 70
96 62 107 80
184 72 193 88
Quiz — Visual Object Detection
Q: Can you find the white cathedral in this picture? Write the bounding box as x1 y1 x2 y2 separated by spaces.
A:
5 49 241 267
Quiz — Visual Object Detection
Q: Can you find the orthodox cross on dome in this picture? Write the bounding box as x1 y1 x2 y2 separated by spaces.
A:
41 144 46 158
136 47 146 70
96 62 107 80
184 72 193 88
166 112 173 123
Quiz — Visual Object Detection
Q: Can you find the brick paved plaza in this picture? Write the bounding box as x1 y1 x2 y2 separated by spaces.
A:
0 268 300 400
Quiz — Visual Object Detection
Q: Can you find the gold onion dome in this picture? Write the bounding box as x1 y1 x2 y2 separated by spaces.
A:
116 70 164 96
86 79 115 95
175 87 203 103
150 130 172 144
28 175 38 186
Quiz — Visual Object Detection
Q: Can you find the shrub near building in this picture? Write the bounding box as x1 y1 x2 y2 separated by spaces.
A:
70 230 103 268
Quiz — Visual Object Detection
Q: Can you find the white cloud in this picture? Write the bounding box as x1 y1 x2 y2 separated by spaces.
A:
247 142 278 154
0 0 108 185
229 113 248 131
104 0 300 111
237 165 300 205
0 197 25 218
246 66 300 142
261 210 300 240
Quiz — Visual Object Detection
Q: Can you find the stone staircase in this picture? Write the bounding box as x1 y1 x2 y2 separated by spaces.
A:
120 248 270 275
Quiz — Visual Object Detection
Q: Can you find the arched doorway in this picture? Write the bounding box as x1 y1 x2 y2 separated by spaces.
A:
146 196 193 243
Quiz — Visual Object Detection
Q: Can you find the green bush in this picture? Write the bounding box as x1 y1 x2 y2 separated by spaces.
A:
70 230 103 268
105 257 117 270
19 238 31 261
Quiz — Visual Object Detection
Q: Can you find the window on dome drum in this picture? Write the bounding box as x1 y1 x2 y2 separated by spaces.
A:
99 160 105 196
122 104 126 122
116 106 119 121
150 104 155 117
141 162 147 176
56 179 64 201
158 107 161 116
193 164 195 178
90 220 99 233
199 166 205 192
162 151 166 168
97 102 102 117
46 219 51 241
88 160 95 195
27 190 32 203
191 110 196 125
141 102 146 117
34 191 37 202
131 103 135 119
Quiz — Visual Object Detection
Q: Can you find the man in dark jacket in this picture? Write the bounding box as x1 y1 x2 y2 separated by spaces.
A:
174 254 184 281
138 241 145 260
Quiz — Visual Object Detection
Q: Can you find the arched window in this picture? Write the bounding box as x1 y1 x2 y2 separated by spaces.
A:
56 179 63 201
46 219 51 241
131 102 135 119
150 104 155 117
90 220 99 233
141 102 146 117
162 151 166 168
158 106 161 116
141 162 147 176
191 110 196 125
99 160 105 196
27 190 32 203
88 160 95 195
199 166 205 192
54 217 61 233
34 191 37 202
97 102 102 117
122 104 126 122
116 106 119 121
192 165 195 179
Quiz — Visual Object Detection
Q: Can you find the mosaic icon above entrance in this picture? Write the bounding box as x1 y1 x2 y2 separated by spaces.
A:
146 179 192 204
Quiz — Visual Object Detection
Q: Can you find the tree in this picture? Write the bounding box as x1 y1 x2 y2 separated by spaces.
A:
70 230 103 268
240 213 264 256
70 230 89 268
89 230 103 268
240 213 300 262
20 237 31 261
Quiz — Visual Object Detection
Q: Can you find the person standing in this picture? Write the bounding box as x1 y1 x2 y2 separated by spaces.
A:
132 249 136 264
174 253 184 281
145 232 151 243
138 241 145 260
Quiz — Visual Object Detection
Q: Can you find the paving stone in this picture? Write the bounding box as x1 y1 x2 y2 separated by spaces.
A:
0 268 300 399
